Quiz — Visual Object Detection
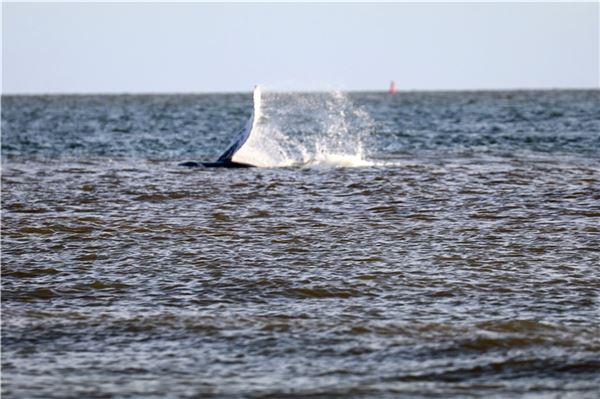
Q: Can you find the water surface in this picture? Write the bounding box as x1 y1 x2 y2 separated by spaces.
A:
2 90 599 398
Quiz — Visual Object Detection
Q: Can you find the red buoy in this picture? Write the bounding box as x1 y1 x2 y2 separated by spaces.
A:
389 80 397 95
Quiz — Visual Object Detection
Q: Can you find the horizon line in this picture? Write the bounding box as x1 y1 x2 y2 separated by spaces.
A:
2 86 598 96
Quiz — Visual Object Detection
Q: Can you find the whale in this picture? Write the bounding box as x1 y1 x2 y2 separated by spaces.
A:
179 86 261 168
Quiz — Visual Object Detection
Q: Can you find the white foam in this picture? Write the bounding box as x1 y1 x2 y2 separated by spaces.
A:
301 144 374 168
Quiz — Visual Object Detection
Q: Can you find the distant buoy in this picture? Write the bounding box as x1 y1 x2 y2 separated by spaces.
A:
389 80 397 95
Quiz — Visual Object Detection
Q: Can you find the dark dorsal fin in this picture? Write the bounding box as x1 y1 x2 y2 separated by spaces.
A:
217 85 261 163
217 109 255 162
179 86 261 168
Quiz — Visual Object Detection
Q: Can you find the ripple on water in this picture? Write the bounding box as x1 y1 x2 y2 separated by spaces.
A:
2 93 600 397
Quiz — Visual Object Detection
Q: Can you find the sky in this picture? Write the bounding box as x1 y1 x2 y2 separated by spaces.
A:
2 2 599 93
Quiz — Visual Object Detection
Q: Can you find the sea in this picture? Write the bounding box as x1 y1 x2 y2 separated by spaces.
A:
1 89 599 398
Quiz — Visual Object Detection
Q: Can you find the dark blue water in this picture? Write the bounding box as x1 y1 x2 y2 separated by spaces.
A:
2 90 599 398
2 90 599 161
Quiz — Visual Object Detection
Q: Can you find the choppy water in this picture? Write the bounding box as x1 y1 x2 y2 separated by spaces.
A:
2 90 600 398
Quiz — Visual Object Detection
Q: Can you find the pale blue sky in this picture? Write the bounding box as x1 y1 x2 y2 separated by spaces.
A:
2 2 599 93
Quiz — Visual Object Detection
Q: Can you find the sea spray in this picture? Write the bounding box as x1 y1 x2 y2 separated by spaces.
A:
234 88 375 167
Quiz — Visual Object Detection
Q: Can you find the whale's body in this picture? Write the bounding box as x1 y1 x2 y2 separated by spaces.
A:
179 86 261 168
178 160 253 168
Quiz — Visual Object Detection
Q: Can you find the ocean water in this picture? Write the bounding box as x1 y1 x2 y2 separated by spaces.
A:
1 89 599 398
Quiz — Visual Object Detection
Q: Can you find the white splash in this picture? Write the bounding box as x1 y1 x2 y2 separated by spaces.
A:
231 86 374 168
306 144 374 168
